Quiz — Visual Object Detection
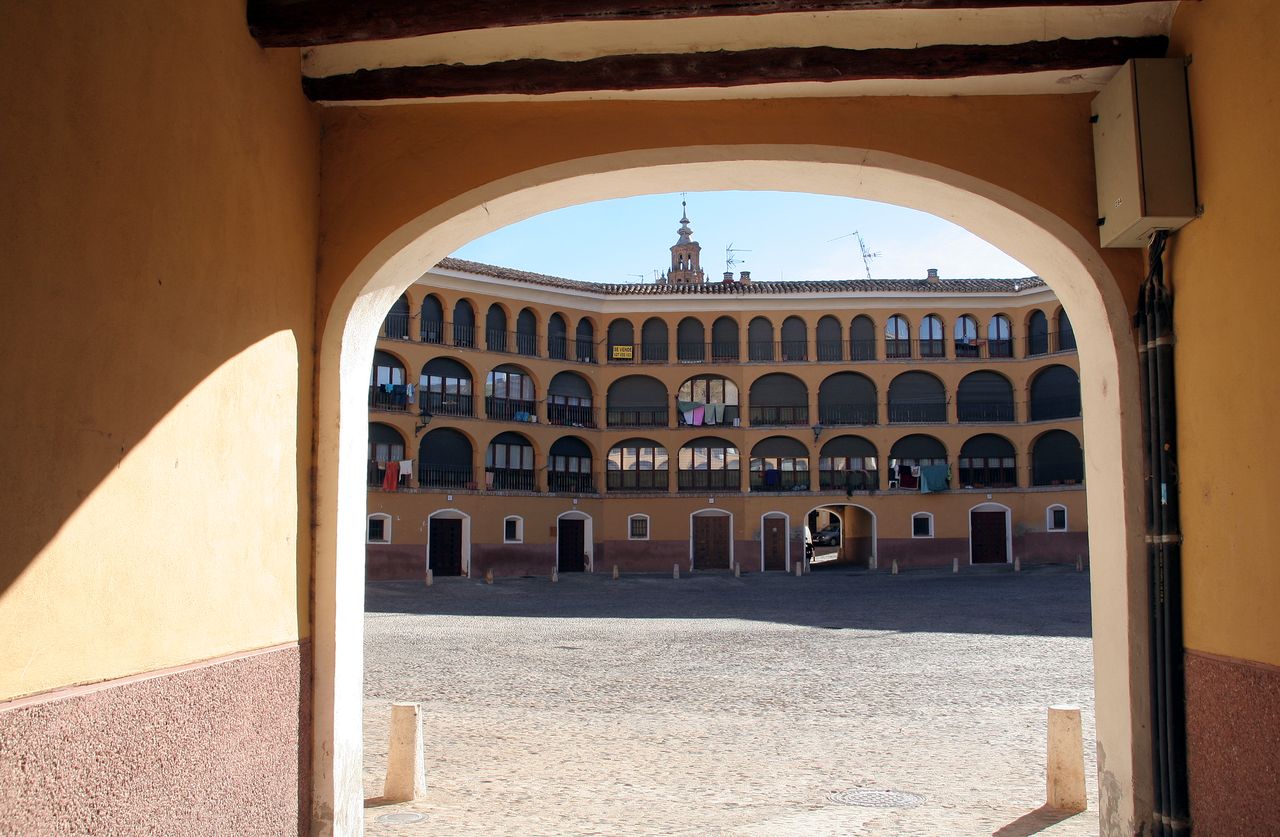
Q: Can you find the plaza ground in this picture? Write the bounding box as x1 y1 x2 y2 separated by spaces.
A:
363 567 1097 836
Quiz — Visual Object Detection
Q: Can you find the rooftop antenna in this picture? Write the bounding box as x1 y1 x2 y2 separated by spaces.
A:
725 242 751 273
625 273 645 283
828 230 881 280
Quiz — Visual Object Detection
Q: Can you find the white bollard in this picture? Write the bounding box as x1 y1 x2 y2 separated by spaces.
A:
794 562 802 577
1014 557 1022 573
952 558 959 574
383 702 427 802
612 564 620 580
551 568 558 583
425 568 433 588
1076 554 1084 572
733 562 741 578
1046 705 1087 812
485 568 494 585
673 563 680 579
891 559 899 575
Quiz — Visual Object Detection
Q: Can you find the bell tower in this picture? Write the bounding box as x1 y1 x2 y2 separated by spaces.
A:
662 201 705 285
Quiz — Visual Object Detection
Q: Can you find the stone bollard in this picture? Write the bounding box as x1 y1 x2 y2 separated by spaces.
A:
733 562 741 578
1076 554 1084 572
612 564 620 580
485 568 494 585
551 568 558 583
425 568 433 588
891 559 899 575
952 558 959 574
794 562 802 578
673 563 680 579
1046 705 1087 812
383 702 427 803
1014 557 1022 573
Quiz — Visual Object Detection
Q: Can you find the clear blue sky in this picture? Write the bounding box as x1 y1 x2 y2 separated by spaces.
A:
452 191 1032 284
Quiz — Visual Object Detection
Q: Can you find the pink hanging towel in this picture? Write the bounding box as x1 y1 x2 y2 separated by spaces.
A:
691 406 705 426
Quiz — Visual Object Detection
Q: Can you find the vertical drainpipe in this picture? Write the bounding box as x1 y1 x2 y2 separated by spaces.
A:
1136 230 1190 836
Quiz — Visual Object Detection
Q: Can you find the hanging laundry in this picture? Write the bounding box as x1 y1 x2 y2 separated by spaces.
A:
382 460 400 491
708 403 726 424
920 464 950 494
691 406 705 426
398 459 413 481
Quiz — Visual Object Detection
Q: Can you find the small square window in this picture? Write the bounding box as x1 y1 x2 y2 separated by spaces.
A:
367 515 389 544
1048 506 1068 532
911 514 933 538
504 517 522 542
629 516 649 540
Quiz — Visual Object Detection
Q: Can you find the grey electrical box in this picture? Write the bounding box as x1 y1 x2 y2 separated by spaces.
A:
1092 58 1197 248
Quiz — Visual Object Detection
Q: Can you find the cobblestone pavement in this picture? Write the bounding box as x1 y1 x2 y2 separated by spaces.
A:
363 567 1098 836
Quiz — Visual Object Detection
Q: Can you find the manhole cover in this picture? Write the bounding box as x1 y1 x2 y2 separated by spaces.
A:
827 789 925 808
376 812 427 824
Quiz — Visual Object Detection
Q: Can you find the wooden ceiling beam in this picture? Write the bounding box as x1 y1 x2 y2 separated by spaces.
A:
302 36 1167 101
250 1 1160 48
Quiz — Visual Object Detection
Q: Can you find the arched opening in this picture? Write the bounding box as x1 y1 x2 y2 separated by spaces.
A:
747 316 774 361
818 371 877 426
1033 429 1085 486
484 430 536 491
850 315 876 360
988 314 1014 358
1057 307 1077 352
957 370 1015 423
955 314 980 358
920 314 945 358
317 148 1148 832
818 435 879 492
749 436 810 492
547 371 595 428
748 373 808 426
606 375 668 428
889 434 948 491
420 357 474 418
1030 364 1082 421
807 503 877 569
485 364 537 422
369 349 409 412
381 293 411 340
367 423 407 489
640 317 668 363
420 293 444 343
606 438 668 492
556 510 594 573
885 314 911 359
780 315 808 361
1027 309 1049 356
677 374 738 427
485 303 509 352
888 370 947 424
575 318 596 363
689 508 733 570
548 435 593 494
607 317 635 363
426 508 471 578
959 433 1018 489
759 511 790 571
816 315 843 361
970 501 1013 565
547 312 568 359
677 436 740 492
515 307 538 357
453 298 476 348
711 316 739 362
418 427 473 488
676 316 706 363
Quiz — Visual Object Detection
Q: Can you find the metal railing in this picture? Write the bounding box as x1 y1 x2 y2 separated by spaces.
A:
818 469 878 491
380 312 412 340
417 463 477 489
368 460 408 488
887 400 948 423
677 469 741 492
452 322 477 348
816 340 844 362
1031 461 1084 485
1029 395 1082 421
547 337 598 364
606 405 669 427
956 401 1016 422
1025 331 1077 356
419 319 447 344
954 339 1016 360
748 405 809 426
546 403 597 428
485 329 539 356
419 391 474 418
747 340 810 362
548 472 596 494
486 396 539 422
749 470 812 491
486 468 538 491
606 470 669 492
368 385 412 411
817 403 878 426
676 341 708 363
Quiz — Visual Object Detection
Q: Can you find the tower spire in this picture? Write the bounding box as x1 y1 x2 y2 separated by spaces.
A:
665 198 704 284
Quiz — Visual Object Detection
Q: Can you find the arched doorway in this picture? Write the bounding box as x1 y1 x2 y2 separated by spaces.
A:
969 502 1012 565
316 148 1149 832
426 509 471 578
760 512 789 571
556 511 593 573
689 508 732 570
807 503 878 570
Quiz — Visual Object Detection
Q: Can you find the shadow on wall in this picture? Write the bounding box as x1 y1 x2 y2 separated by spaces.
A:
364 569 1092 638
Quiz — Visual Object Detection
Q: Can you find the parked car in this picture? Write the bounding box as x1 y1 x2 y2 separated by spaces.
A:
812 524 841 546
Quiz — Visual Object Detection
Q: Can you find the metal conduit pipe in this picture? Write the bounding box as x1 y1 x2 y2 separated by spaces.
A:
1136 230 1190 836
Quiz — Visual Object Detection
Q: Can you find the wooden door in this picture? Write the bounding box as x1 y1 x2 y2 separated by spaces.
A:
558 519 586 572
428 518 463 576
763 517 787 571
693 515 731 570
970 511 1008 564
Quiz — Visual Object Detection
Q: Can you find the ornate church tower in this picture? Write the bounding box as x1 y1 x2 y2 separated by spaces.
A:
661 202 705 285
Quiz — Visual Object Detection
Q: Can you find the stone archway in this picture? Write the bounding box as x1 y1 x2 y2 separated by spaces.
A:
314 146 1149 834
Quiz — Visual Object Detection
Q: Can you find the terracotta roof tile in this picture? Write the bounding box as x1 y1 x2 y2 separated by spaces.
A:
436 257 1044 295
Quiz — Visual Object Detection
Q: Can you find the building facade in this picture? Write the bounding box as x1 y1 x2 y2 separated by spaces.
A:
367 213 1087 579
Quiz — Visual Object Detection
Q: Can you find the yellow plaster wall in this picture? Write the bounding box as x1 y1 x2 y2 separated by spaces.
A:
1169 2 1280 667
0 1 319 700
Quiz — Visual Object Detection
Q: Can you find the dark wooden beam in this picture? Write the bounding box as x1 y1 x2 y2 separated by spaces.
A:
302 36 1168 101
250 1 1160 48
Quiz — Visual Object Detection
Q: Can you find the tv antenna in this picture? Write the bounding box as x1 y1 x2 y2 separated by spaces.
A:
624 273 645 283
725 242 751 273
828 230 880 280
